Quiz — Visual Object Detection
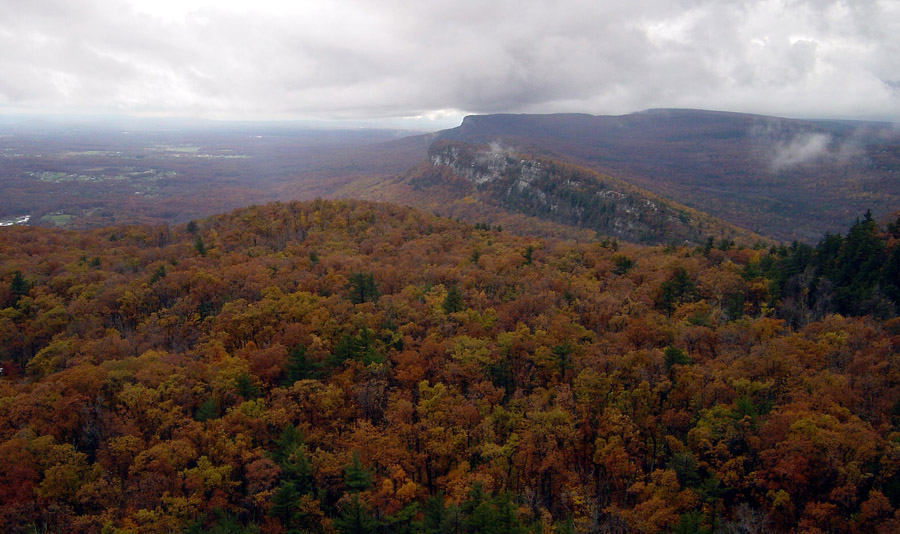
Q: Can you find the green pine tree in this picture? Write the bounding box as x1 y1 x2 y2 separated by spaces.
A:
442 285 464 314
343 452 373 493
194 235 207 257
194 398 219 422
658 268 696 314
462 484 496 533
421 493 447 534
492 492 525 534
383 502 420 534
8 270 29 306
671 510 710 534
332 495 378 534
523 244 535 265
149 264 167 284
348 273 378 304
329 328 382 368
834 211 885 314
881 244 900 307
664 346 690 370
274 424 305 464
269 481 303 530
271 425 315 505
235 373 260 399
553 518 576 534
283 344 319 385
611 254 635 275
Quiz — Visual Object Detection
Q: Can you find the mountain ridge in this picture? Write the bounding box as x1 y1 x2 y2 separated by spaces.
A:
434 109 900 242
339 138 763 246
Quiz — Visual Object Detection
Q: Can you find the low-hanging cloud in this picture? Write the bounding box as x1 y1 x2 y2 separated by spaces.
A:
0 0 898 125
772 133 832 170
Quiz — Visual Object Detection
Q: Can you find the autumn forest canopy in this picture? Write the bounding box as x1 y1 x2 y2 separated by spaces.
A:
1 198 900 534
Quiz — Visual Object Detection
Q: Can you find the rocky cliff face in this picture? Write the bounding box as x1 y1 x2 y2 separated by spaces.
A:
423 140 728 245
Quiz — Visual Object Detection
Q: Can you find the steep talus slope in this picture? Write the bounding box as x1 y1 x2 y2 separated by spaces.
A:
345 139 762 246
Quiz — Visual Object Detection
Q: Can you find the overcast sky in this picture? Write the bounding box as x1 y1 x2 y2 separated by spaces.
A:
1 0 898 128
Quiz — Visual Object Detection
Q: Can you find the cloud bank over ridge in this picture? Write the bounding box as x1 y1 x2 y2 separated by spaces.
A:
0 0 897 126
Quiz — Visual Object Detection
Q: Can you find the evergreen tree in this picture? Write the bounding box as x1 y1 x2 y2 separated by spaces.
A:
668 452 701 488
881 244 900 307
776 241 815 287
552 344 573 376
8 270 29 306
273 425 314 492
492 492 525 534
269 481 304 531
889 213 900 238
553 518 576 534
194 235 207 257
332 495 377 534
658 268 697 314
235 373 260 399
664 346 690 370
329 328 382 368
194 398 219 421
274 424 305 464
270 425 315 532
149 264 167 284
462 483 501 533
814 232 844 282
281 448 314 494
442 285 464 314
421 493 447 534
383 502 420 534
834 211 885 314
671 510 710 534
611 255 635 275
283 344 319 385
348 273 378 304
343 452 372 493
523 244 535 265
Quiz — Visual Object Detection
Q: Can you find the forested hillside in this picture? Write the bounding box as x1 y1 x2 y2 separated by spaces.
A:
438 110 900 242
341 141 758 246
2 200 900 534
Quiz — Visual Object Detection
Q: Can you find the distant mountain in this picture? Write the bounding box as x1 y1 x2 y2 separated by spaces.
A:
341 139 760 246
436 109 900 242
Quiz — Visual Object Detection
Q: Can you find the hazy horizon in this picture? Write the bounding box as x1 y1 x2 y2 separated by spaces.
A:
2 106 898 136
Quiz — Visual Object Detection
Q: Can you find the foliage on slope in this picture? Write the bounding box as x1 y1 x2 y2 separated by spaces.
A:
438 110 900 242
342 140 761 247
764 211 900 326
1 200 900 534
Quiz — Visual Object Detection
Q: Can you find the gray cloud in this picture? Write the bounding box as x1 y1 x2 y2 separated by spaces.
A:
772 133 832 170
0 0 897 126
